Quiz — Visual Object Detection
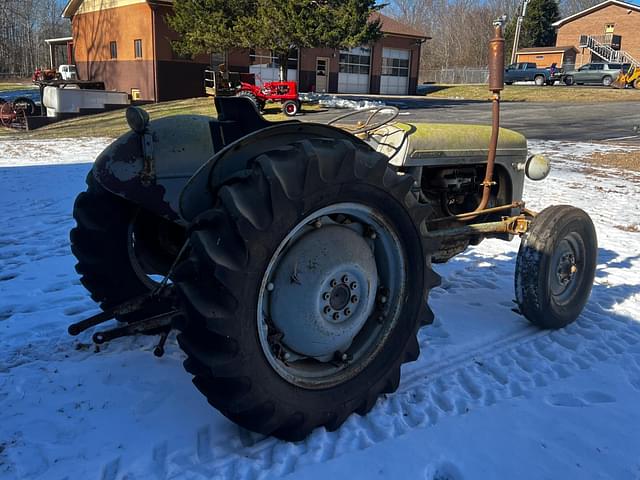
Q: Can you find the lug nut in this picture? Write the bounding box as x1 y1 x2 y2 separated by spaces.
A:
380 295 388 304
313 220 322 229
283 352 291 361
266 282 274 292
324 306 331 314
323 292 330 300
377 315 385 323
333 312 340 321
344 308 351 315
350 282 357 290
351 295 358 303
330 279 337 287
341 353 349 361
342 275 349 283
370 231 377 240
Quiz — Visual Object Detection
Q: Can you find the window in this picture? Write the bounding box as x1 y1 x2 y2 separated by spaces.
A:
605 23 615 33
110 41 117 59
338 47 371 75
381 50 409 77
249 49 298 84
134 39 143 59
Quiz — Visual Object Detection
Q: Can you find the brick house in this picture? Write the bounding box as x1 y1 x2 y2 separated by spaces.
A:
62 0 429 101
514 46 578 68
553 0 640 67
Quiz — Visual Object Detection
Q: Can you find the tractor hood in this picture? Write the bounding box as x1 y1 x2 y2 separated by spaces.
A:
372 123 528 167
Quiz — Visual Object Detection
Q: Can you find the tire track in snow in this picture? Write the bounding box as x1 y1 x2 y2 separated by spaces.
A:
113 302 640 480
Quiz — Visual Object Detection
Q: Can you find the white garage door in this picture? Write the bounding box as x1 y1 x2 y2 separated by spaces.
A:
380 48 410 95
249 49 298 85
338 47 371 93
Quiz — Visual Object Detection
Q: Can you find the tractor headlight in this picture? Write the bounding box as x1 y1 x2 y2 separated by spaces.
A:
520 154 551 181
126 106 149 134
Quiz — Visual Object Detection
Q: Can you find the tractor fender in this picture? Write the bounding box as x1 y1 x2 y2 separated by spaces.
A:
179 122 371 222
92 114 216 224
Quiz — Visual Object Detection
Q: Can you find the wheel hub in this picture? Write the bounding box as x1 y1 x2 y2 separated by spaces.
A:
550 235 583 302
328 283 352 312
556 252 577 286
268 224 378 360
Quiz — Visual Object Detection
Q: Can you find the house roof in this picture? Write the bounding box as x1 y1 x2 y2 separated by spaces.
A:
371 12 431 39
62 1 430 40
62 0 172 18
552 0 640 27
516 46 578 53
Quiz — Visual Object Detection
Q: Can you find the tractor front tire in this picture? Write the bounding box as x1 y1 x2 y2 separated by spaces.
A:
515 205 597 329
70 174 178 322
174 138 440 440
282 100 299 116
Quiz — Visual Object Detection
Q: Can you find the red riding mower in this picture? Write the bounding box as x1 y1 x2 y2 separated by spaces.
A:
206 68 301 116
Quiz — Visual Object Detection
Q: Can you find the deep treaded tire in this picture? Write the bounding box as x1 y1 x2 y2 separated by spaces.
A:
70 174 175 322
515 205 597 329
174 138 441 440
237 90 261 111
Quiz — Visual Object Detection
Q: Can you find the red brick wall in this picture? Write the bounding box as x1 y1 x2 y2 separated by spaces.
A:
556 4 640 66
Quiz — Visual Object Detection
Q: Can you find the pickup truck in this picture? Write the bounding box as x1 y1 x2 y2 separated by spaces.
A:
504 62 561 86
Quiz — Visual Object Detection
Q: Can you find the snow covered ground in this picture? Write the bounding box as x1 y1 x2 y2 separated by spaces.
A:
1 137 640 480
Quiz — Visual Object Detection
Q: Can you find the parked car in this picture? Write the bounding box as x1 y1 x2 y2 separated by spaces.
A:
562 63 623 86
58 65 78 81
504 62 561 86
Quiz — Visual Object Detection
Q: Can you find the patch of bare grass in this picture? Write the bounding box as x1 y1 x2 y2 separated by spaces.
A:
425 84 640 103
584 150 640 172
0 97 324 139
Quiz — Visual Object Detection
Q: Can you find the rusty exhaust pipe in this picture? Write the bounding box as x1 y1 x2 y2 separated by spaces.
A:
465 20 505 221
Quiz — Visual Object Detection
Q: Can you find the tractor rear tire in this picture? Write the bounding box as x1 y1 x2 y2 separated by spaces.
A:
173 138 440 441
70 174 179 322
237 90 261 111
515 205 597 329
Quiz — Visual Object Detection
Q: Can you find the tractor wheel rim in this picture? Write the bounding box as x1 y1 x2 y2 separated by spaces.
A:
549 232 584 305
257 202 406 389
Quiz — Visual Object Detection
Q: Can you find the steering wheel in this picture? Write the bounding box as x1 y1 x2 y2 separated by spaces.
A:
327 106 400 135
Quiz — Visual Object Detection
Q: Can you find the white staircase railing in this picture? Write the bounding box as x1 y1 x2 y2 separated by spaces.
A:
578 34 639 66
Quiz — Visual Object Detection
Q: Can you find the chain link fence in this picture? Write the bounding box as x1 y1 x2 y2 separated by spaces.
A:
420 67 489 84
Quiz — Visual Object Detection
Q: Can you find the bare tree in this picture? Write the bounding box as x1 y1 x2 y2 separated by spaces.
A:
558 0 601 16
0 0 70 78
388 0 522 72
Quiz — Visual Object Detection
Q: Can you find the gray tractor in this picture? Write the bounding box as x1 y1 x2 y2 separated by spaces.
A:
68 24 597 441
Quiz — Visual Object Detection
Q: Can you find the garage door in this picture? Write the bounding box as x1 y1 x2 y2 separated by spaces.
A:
380 48 410 95
249 49 298 85
338 47 371 93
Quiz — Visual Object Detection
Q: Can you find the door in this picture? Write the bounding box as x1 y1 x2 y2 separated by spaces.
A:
516 63 529 81
586 63 604 82
315 57 329 93
338 47 371 93
380 48 410 95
